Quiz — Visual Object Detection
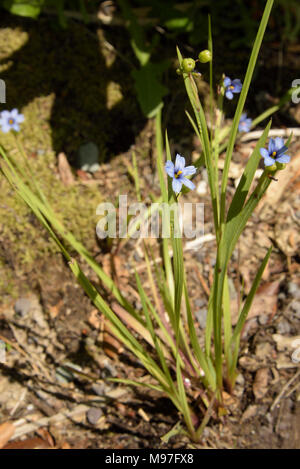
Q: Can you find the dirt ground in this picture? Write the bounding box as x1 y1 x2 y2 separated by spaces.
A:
0 6 300 449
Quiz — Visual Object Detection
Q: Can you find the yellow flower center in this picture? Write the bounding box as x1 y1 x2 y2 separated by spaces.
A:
272 151 277 158
229 85 234 89
8 119 14 125
175 170 182 179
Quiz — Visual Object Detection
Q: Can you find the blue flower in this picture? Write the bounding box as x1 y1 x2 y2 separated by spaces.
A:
238 113 252 132
0 109 24 133
165 154 196 194
224 77 242 100
260 137 291 167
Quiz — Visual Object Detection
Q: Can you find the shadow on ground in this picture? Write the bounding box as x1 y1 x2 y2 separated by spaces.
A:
0 11 145 164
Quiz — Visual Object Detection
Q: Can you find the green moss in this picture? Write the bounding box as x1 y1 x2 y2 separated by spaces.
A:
0 15 143 298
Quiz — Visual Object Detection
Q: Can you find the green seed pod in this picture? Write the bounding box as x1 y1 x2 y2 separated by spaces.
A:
198 49 212 63
276 162 286 170
182 58 196 73
176 68 182 75
265 163 277 172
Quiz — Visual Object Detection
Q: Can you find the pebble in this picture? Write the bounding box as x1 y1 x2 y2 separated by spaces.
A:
91 383 106 396
276 318 291 335
14 298 33 317
101 359 117 378
290 300 300 318
288 282 300 300
86 407 103 425
194 298 206 308
195 308 207 329
76 142 100 173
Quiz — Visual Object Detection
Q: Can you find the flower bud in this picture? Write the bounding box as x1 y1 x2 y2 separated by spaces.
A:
176 68 182 75
276 162 286 170
265 163 277 172
182 58 196 73
198 49 212 63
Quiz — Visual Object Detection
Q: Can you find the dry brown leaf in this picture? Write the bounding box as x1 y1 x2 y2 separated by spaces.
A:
3 436 52 450
232 280 280 325
253 368 269 400
241 405 258 423
76 169 92 181
0 422 15 449
58 152 74 187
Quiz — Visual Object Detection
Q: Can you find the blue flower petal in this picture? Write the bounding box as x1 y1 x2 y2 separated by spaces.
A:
232 79 242 92
165 160 174 177
274 137 284 151
225 90 233 100
175 153 185 172
276 154 290 164
264 156 276 166
268 138 276 154
0 110 10 120
182 165 196 176
260 148 269 159
276 145 288 157
172 177 183 194
224 77 231 87
182 178 195 191
1 123 11 133
16 114 24 124
12 123 20 132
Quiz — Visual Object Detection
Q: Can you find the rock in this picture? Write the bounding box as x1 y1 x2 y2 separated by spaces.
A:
14 298 33 317
195 308 207 329
239 355 260 372
276 318 291 335
288 282 300 300
86 407 103 425
290 300 300 319
76 142 100 173
194 298 206 308
91 383 106 396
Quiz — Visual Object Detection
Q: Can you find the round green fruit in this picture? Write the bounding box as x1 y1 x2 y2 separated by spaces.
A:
198 49 212 63
182 58 196 73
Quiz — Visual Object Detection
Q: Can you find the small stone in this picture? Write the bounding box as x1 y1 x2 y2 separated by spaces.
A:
258 313 269 325
288 282 300 300
290 300 300 317
101 359 117 378
14 298 33 317
76 142 100 173
194 298 206 308
195 308 207 329
91 383 106 396
276 319 291 335
86 407 103 425
235 373 245 387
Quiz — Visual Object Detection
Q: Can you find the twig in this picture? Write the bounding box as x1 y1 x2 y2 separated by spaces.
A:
270 369 300 412
240 128 300 143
